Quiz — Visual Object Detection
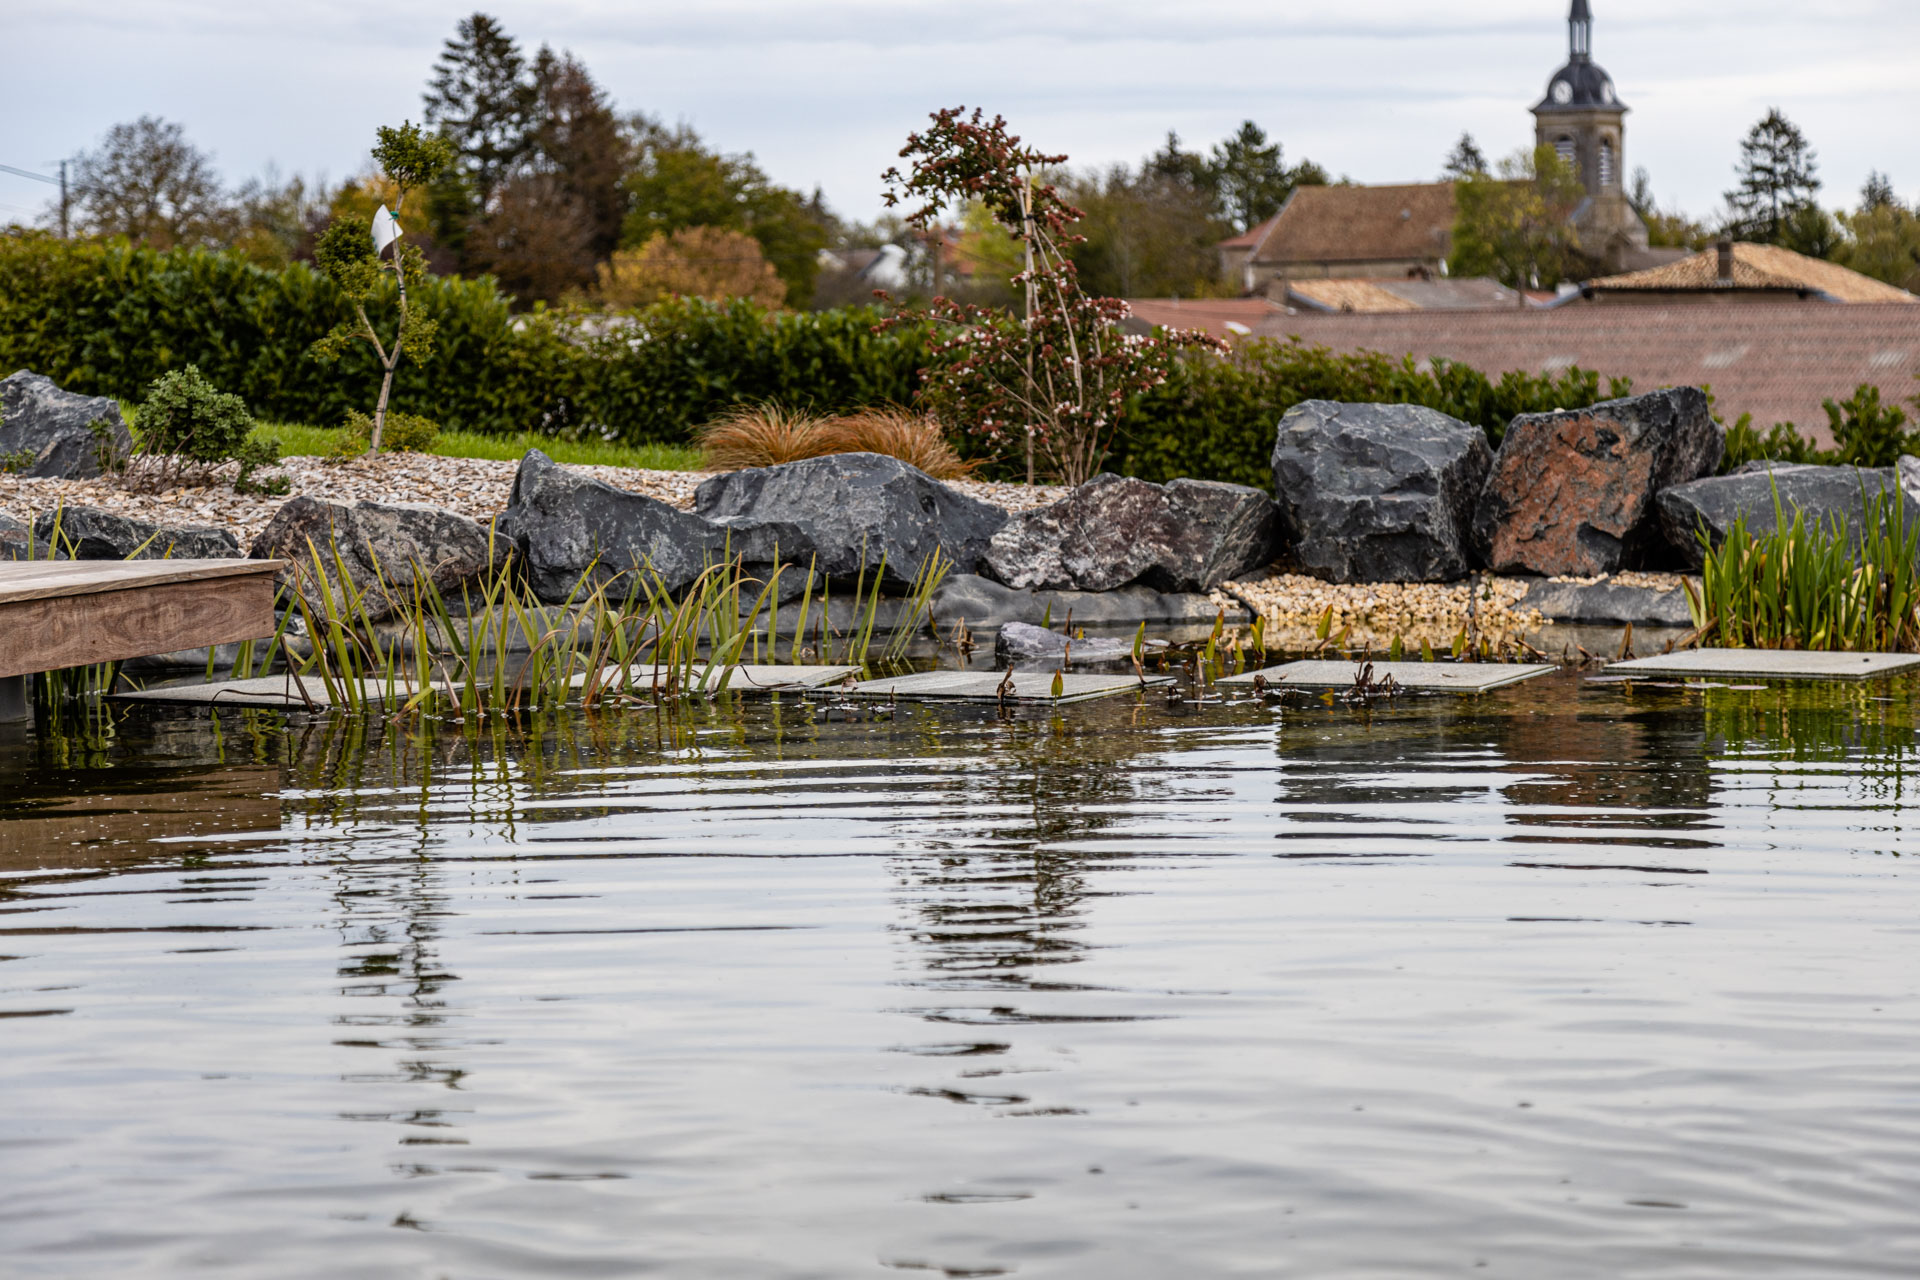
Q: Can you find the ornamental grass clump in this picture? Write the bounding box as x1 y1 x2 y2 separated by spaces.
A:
697 404 837 470
1687 487 1920 653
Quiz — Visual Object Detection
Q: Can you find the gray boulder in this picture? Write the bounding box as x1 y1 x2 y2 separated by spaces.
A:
983 473 1278 593
498 449 751 603
32 504 239 560
1655 464 1919 569
1473 387 1722 577
993 620 1132 666
0 510 36 561
695 452 1007 587
1516 578 1695 627
930 573 1245 630
1 371 133 479
1270 401 1491 583
250 496 492 621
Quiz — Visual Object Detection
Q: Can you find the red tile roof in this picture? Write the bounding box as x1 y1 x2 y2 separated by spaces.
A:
1232 183 1457 266
1249 302 1920 442
1125 298 1284 342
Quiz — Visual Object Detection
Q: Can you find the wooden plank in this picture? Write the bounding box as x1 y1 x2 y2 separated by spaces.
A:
1606 648 1920 681
0 573 279 678
0 558 282 606
1221 660 1556 693
846 670 1172 705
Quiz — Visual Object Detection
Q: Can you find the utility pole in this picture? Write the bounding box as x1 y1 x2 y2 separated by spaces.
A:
59 161 69 239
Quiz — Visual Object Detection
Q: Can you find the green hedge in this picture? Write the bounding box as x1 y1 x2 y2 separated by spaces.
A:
3 234 1633 479
1115 340 1634 488
0 233 921 441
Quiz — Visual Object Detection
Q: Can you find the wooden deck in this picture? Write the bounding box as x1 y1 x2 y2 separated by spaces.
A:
0 559 283 683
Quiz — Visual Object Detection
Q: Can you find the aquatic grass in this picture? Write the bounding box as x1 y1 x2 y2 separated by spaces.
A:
278 531 950 717
1687 485 1920 652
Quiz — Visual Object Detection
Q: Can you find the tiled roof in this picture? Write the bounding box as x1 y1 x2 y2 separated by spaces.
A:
1237 183 1457 266
1285 280 1420 313
1249 302 1920 443
1287 276 1521 313
1123 298 1283 342
1218 212 1283 252
1589 243 1917 304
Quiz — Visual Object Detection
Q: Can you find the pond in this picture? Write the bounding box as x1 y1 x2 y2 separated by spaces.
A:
2 671 1916 1277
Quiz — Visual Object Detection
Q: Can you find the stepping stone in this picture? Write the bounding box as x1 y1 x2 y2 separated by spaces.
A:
1221 659 1555 694
113 673 412 709
845 669 1172 706
1605 649 1920 681
116 664 864 710
588 664 860 694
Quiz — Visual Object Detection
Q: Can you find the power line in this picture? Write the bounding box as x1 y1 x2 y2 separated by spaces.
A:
0 161 69 236
0 163 59 185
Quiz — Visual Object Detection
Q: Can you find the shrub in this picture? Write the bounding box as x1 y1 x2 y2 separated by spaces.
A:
1112 338 1632 489
1719 383 1920 471
130 364 286 494
598 228 787 310
334 408 441 457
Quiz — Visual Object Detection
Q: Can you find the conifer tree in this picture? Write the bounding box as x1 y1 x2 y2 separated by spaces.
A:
1725 108 1821 243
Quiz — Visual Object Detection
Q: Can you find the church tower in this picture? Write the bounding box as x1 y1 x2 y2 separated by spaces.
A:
1532 0 1649 269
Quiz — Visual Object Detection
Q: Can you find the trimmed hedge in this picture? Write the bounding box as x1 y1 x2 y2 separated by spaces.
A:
2 234 1633 481
0 233 920 441
1115 340 1634 489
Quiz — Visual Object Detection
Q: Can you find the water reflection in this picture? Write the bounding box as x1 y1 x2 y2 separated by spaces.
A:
1 674 1917 1276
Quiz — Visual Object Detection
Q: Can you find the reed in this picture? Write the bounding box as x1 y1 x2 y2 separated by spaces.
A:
1687 486 1920 653
279 535 951 716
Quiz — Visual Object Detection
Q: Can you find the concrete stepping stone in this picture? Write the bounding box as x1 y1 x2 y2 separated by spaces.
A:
1221 659 1555 694
1606 649 1920 681
115 664 863 709
845 669 1172 706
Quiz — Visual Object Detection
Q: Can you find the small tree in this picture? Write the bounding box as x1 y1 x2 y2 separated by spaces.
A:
1442 132 1489 180
596 226 787 309
68 116 227 249
1448 145 1589 290
310 123 455 455
1725 108 1821 243
880 107 1221 486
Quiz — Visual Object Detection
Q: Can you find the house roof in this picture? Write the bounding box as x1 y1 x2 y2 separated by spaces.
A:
1286 276 1522 314
1232 183 1457 267
1587 243 1917 304
1122 298 1283 342
1247 301 1920 444
1218 212 1283 251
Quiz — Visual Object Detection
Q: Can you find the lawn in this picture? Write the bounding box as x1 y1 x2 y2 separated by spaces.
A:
256 422 706 472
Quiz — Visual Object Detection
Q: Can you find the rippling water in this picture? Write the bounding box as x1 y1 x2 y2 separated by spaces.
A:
2 673 1917 1277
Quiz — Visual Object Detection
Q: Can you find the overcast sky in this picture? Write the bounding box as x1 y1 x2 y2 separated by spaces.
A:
3 0 1916 228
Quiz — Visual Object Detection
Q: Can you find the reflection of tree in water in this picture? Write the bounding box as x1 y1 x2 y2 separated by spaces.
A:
878 704 1179 998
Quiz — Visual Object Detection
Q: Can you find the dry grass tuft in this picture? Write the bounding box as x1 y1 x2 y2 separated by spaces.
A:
696 405 837 471
696 404 976 479
819 408 976 480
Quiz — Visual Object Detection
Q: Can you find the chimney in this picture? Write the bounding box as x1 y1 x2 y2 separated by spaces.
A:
1716 239 1735 286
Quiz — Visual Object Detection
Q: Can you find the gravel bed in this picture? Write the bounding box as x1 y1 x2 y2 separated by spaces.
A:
0 453 1072 548
1222 572 1547 631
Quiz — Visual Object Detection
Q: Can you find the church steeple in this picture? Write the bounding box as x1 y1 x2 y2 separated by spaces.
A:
1570 0 1593 60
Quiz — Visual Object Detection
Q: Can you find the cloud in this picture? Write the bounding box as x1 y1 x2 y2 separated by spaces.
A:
2 0 1915 224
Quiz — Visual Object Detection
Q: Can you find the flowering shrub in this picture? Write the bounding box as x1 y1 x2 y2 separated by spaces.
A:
880 107 1222 485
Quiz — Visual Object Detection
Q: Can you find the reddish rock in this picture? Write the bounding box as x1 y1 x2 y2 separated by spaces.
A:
1471 388 1721 577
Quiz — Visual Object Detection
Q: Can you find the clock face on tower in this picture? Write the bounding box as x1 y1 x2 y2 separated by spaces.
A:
1551 80 1573 104
1601 81 1615 104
